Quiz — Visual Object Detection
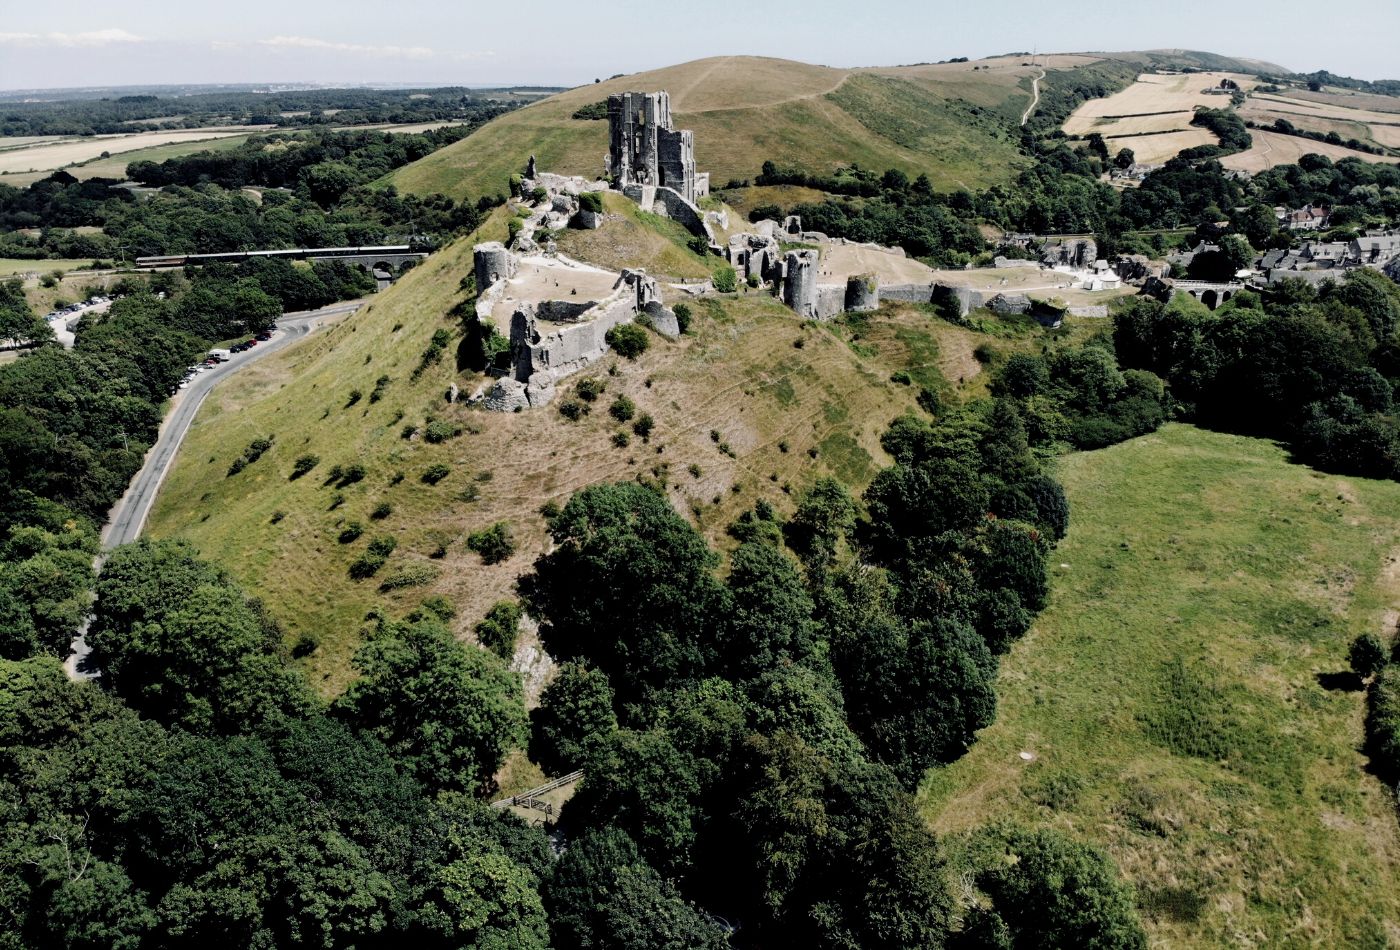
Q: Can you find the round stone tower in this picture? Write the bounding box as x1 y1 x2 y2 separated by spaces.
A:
845 273 879 312
473 242 516 293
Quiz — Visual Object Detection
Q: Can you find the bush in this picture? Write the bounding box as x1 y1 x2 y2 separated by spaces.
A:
559 400 587 421
467 522 515 564
422 463 451 485
346 388 363 407
576 378 605 402
423 419 460 444
1351 633 1387 679
672 302 692 334
609 395 636 422
338 522 364 543
378 564 440 592
605 323 649 360
369 375 391 403
291 633 320 658
289 454 320 480
367 536 398 559
632 413 655 440
712 265 738 293
578 191 604 213
475 600 523 659
611 431 630 448
370 502 393 520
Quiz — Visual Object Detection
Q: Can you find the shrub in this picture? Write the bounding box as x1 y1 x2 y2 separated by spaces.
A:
606 323 649 359
412 328 454 380
559 400 587 421
611 431 630 448
672 302 692 334
369 375 391 403
378 564 440 592
269 510 285 524
747 274 760 288
338 522 364 543
712 266 738 293
349 554 386 579
687 235 711 257
423 419 460 444
466 522 515 564
632 413 655 440
475 600 523 659
1351 633 1387 679
370 502 393 520
422 463 451 485
401 424 418 440
576 378 605 402
346 388 363 407
367 536 398 559
289 454 320 480
609 395 636 422
578 191 604 213
291 633 320 658
228 436 274 477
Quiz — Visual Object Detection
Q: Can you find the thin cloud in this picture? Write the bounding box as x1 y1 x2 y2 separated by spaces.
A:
0 29 143 48
259 35 436 59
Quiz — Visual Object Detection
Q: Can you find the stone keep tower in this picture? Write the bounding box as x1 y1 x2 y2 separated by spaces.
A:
608 91 700 204
783 250 819 319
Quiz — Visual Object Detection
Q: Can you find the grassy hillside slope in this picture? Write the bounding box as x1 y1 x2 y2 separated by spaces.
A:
147 220 1051 694
924 424 1400 947
386 51 1287 204
386 55 1037 201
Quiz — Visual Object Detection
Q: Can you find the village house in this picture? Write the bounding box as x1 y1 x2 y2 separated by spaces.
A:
1275 203 1331 231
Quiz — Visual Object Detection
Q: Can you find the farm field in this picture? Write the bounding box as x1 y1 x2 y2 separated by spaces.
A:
1063 71 1255 136
0 127 258 178
1108 128 1217 164
0 258 96 277
1241 91 1400 153
923 423 1400 947
1222 129 1400 174
63 133 258 180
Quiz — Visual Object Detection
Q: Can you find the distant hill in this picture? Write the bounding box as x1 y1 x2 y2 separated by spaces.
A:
386 51 1291 203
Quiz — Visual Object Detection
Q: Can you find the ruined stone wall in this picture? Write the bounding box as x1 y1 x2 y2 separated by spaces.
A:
535 299 599 322
657 128 697 204
814 285 845 320
652 186 712 241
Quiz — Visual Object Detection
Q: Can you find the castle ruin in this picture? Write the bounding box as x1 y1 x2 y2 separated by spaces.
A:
607 91 708 204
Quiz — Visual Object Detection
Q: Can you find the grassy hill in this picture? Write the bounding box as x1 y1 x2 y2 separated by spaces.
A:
146 210 1092 695
386 51 1292 205
923 423 1400 946
386 55 1038 201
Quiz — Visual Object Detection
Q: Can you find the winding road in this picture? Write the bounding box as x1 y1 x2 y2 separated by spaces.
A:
65 300 362 678
1021 69 1046 126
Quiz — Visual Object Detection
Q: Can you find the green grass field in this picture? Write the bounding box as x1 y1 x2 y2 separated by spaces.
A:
923 423 1400 947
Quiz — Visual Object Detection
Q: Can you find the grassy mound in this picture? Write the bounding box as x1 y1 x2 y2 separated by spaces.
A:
923 423 1400 946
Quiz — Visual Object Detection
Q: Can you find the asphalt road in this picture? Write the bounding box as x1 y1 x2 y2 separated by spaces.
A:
64 300 362 678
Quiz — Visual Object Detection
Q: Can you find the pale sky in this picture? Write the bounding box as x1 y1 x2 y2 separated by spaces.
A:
1 0 1396 91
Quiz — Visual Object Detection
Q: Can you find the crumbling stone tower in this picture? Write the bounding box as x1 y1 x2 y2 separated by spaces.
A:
608 91 702 204
783 250 819 318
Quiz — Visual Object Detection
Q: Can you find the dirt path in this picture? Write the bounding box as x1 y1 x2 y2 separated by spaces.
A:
1021 70 1046 126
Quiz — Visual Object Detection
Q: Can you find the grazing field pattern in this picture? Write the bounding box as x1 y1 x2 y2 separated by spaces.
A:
923 424 1400 947
0 128 256 178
